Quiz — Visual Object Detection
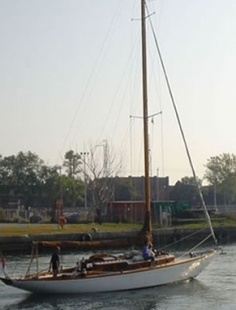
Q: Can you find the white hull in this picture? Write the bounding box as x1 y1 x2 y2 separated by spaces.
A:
1 250 216 294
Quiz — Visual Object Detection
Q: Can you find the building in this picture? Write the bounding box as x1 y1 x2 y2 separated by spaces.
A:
117 176 170 201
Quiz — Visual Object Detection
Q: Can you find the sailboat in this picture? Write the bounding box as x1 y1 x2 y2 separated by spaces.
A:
0 0 217 294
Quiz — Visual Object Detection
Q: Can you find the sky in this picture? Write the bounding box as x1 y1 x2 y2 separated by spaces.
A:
1 0 236 185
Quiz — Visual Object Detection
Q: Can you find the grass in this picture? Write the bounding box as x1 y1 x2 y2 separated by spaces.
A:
0 222 142 236
0 213 235 236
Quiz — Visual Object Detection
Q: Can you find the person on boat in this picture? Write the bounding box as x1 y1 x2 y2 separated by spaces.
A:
49 246 60 276
142 240 155 261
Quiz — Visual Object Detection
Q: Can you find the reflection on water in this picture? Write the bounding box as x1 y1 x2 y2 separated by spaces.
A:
2 279 208 310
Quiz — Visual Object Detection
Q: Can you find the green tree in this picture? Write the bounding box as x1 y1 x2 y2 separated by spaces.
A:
60 174 84 208
114 178 136 201
0 151 86 210
0 151 44 207
39 165 84 208
63 150 81 178
39 165 60 206
205 154 236 204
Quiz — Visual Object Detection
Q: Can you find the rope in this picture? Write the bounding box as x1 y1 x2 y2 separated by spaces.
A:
146 6 218 245
158 227 211 252
177 233 213 259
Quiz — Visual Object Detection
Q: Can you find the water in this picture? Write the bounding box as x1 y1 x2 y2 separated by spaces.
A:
0 245 235 310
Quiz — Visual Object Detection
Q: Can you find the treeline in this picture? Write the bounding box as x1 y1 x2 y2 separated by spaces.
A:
170 153 236 207
0 151 235 210
0 150 135 211
0 151 84 209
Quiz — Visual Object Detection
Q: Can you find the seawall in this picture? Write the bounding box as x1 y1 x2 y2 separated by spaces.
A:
0 226 234 254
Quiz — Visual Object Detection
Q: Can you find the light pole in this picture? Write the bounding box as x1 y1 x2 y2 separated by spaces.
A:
211 157 218 211
59 166 63 201
80 152 89 209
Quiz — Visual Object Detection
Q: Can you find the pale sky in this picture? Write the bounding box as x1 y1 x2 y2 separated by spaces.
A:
1 0 236 185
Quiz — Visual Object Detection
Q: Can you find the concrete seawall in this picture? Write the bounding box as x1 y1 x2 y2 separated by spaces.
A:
0 226 234 254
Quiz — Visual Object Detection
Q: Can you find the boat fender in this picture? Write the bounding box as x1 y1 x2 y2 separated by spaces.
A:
82 233 92 241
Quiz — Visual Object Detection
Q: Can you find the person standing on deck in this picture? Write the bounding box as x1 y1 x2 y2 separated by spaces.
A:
49 246 60 276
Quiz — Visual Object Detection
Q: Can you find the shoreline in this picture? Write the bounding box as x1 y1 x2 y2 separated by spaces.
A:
0 226 234 254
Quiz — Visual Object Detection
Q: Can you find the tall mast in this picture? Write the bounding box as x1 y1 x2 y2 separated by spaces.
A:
141 0 152 233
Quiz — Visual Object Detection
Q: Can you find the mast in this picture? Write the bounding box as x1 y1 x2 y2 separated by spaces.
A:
141 0 152 234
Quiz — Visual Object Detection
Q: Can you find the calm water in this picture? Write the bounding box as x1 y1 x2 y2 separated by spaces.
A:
0 244 235 310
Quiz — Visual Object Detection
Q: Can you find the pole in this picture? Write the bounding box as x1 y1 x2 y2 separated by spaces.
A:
141 0 152 232
80 152 89 210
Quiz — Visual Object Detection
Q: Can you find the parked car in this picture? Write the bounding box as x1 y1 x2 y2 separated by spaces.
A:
65 212 79 224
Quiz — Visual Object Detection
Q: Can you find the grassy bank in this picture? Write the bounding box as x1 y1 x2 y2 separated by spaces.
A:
0 223 142 236
0 214 235 237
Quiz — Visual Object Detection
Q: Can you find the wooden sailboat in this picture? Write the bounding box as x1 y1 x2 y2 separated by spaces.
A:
0 0 217 294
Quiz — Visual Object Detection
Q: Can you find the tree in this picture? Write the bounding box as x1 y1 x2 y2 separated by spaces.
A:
0 150 86 212
0 151 44 207
201 185 225 206
114 178 136 201
63 150 81 178
204 154 236 204
170 176 202 206
39 165 61 206
60 174 84 208
85 143 122 222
